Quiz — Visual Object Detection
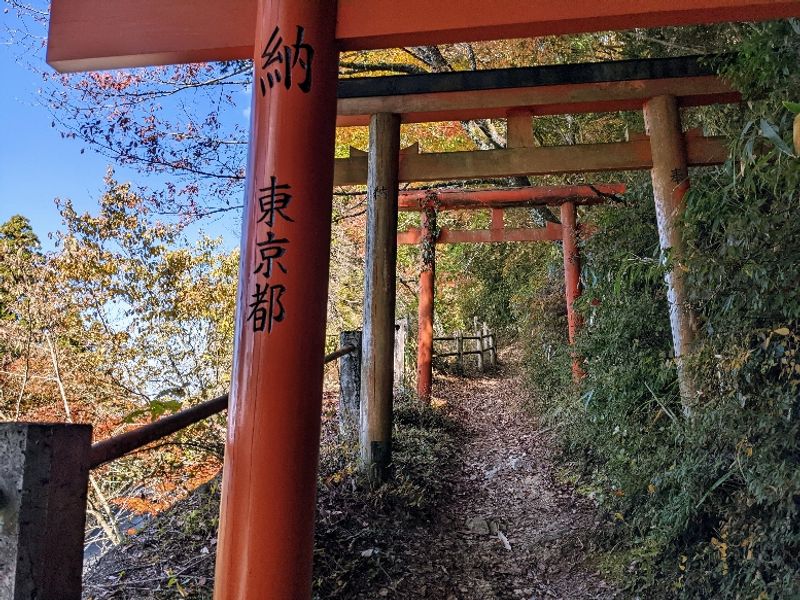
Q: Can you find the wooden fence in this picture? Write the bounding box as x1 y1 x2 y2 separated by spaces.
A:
433 318 497 372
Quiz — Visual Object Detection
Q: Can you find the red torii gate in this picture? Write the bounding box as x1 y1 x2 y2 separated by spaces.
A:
44 2 800 598
395 184 623 397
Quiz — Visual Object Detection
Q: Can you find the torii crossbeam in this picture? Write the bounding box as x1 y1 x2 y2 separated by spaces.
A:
48 0 800 71
44 1 800 598
396 185 619 396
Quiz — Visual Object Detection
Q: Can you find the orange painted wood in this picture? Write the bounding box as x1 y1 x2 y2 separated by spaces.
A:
213 1 339 598
397 184 626 211
561 201 586 380
47 0 255 72
336 77 739 127
491 209 504 231
47 0 800 71
398 223 563 245
334 136 727 185
416 213 435 400
417 266 435 399
336 0 800 50
561 202 582 345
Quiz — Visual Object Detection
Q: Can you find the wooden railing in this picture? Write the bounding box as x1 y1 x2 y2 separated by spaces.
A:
91 345 355 468
433 319 496 372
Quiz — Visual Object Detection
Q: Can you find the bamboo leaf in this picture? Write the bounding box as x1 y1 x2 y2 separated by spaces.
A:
759 119 794 156
783 101 800 114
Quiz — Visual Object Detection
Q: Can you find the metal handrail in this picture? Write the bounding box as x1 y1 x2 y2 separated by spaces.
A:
89 345 355 469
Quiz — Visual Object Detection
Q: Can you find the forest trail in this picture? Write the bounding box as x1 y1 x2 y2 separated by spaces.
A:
83 350 616 599
386 353 616 599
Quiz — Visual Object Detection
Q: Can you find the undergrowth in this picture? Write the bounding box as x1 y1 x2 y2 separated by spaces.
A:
313 391 458 599
83 392 458 599
522 21 800 599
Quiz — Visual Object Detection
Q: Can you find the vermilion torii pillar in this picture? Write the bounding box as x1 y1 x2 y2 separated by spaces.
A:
560 201 585 379
417 208 438 399
213 2 339 598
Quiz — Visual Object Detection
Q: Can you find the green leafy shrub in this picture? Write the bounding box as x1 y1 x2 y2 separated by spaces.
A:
525 21 800 598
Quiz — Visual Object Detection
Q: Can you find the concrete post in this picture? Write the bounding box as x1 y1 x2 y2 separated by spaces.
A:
393 318 408 393
338 330 362 440
0 423 92 600
360 112 401 484
644 94 698 404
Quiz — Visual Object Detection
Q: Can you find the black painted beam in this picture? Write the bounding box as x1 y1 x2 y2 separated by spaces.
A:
337 55 721 98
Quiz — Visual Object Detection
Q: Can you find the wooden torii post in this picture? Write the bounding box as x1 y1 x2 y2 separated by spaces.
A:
359 114 401 483
561 201 585 380
644 96 699 403
209 5 340 599
397 184 625 397
45 1 799 598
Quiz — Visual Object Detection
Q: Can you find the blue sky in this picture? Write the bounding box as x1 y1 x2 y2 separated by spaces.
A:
0 13 245 250
0 41 125 245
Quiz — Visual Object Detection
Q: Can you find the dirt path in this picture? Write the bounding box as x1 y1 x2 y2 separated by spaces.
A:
83 353 615 599
389 359 616 599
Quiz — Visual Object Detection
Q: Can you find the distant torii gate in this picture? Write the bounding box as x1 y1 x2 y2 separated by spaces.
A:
44 1 800 598
395 184 622 398
348 90 732 489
